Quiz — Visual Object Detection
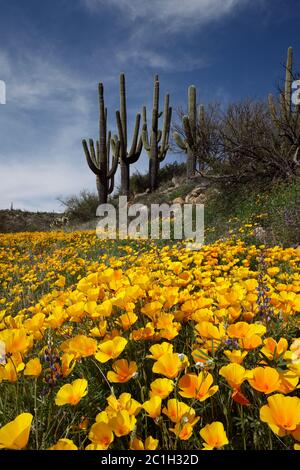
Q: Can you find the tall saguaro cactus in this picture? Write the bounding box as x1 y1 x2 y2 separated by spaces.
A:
173 85 204 178
142 75 172 192
112 74 143 196
82 83 119 204
268 47 300 160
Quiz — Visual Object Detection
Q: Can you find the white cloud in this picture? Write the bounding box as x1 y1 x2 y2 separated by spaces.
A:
115 48 208 72
83 0 251 30
0 49 91 109
0 49 102 211
0 158 96 212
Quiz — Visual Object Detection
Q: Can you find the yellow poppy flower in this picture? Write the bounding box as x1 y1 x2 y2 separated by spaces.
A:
49 438 78 450
200 422 229 450
94 336 127 363
260 394 300 436
0 413 33 449
55 378 88 406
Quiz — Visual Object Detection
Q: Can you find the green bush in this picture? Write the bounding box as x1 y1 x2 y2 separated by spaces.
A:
59 190 99 222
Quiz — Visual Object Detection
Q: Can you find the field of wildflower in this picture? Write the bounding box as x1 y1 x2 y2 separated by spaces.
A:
0 230 300 451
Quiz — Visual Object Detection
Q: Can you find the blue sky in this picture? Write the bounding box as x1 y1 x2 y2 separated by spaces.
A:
0 0 299 211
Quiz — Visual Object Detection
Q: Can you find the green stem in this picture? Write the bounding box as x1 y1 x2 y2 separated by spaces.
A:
34 378 39 449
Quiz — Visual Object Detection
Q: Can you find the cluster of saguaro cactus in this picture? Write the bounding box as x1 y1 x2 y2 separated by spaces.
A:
82 83 119 204
84 74 172 199
112 74 143 196
173 85 205 178
268 47 300 165
142 75 172 191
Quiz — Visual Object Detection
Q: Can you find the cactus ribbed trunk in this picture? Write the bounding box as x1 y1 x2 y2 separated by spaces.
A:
189 85 197 177
173 85 203 180
142 76 172 192
149 157 159 191
186 149 196 178
120 161 130 196
96 175 107 205
150 79 159 191
98 84 108 204
285 47 293 112
115 74 142 196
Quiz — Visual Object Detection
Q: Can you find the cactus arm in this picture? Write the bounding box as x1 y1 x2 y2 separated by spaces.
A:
166 106 172 142
160 94 169 145
120 73 127 148
158 97 171 162
89 138 97 164
104 107 108 137
96 140 100 166
107 175 115 195
199 104 205 127
183 115 193 147
152 79 159 133
116 110 126 158
82 139 99 174
173 132 188 150
142 124 151 153
142 107 151 152
268 94 278 124
188 85 197 138
110 134 119 158
107 131 111 165
128 113 141 158
107 143 119 178
285 47 293 113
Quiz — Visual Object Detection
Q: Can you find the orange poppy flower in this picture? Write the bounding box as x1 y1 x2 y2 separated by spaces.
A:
107 359 137 383
247 367 281 394
150 378 174 399
152 353 186 379
88 422 114 449
178 372 218 401
200 422 229 450
94 336 127 363
260 394 300 436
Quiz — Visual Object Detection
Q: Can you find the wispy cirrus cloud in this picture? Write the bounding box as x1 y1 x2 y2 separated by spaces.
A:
81 0 260 77
82 0 253 30
115 48 209 73
0 49 92 109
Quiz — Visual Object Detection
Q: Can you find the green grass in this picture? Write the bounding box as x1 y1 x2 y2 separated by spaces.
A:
204 179 300 246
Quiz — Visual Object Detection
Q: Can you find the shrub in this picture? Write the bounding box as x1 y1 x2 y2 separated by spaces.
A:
59 190 99 222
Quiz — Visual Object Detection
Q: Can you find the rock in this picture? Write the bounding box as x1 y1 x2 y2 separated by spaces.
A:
134 188 150 199
50 216 69 229
194 194 207 204
171 177 181 188
253 226 267 242
173 197 185 204
185 194 207 204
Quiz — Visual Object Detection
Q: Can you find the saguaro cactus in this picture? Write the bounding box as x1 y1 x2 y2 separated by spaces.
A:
142 75 172 192
268 47 293 120
82 83 119 204
112 74 143 196
268 47 299 157
173 85 205 178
